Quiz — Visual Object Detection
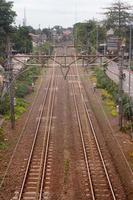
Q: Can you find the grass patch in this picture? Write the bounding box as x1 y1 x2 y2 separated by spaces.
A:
101 90 118 117
4 98 28 120
94 68 133 121
129 152 133 158
15 98 28 120
64 159 69 184
90 74 97 83
0 142 7 150
128 152 133 170
0 128 7 150
15 99 28 120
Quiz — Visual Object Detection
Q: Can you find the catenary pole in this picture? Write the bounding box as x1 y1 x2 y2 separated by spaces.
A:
118 3 124 129
7 36 15 129
129 24 132 96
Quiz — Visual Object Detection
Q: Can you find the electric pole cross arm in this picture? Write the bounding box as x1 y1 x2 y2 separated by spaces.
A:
3 44 120 129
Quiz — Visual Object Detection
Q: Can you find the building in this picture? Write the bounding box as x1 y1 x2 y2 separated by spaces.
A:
29 33 47 47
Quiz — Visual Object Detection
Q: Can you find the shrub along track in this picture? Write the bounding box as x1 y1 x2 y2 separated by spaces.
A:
79 64 133 200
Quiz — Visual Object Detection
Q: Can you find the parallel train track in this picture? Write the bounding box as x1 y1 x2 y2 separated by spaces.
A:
9 46 126 200
15 56 57 200
69 54 125 200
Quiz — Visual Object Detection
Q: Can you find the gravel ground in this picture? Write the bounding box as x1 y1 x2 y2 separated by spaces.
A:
0 47 131 199
80 66 133 200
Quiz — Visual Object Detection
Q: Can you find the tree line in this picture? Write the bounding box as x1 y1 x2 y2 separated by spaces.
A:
0 0 34 66
73 0 133 54
0 0 73 68
0 0 54 67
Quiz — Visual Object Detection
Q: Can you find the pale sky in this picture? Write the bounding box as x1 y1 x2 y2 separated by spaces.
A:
12 0 133 28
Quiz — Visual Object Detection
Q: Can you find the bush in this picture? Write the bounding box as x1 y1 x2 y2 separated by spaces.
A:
4 98 28 120
0 96 10 115
0 127 7 150
16 83 29 98
95 68 133 120
33 42 53 55
95 69 118 101
15 105 27 120
111 109 117 117
0 65 40 119
16 65 41 98
101 90 118 117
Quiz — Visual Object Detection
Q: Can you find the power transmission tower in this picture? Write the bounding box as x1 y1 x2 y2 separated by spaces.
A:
7 36 15 129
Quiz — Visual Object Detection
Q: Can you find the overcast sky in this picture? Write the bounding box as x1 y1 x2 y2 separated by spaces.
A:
12 0 133 28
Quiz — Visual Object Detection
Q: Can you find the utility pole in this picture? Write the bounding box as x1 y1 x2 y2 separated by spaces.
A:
128 24 133 139
38 24 42 64
118 2 124 130
129 24 132 96
96 24 99 55
118 45 124 129
7 36 15 129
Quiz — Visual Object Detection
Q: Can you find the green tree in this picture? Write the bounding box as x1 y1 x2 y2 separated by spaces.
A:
26 26 36 34
73 20 106 53
52 25 63 35
34 42 53 56
104 0 133 38
13 26 33 53
0 0 16 62
42 28 52 41
0 0 16 33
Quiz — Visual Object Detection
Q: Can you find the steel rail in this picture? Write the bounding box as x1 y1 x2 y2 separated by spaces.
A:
75 57 117 200
71 81 96 200
35 54 57 199
0 71 46 189
18 79 51 200
18 56 56 200
39 66 57 200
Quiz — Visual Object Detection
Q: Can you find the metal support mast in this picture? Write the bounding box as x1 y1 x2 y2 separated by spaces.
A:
96 24 99 55
118 2 124 130
129 24 132 96
7 36 15 129
119 46 124 129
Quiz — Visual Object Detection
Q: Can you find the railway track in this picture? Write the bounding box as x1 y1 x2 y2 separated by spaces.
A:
69 56 125 200
13 56 57 200
7 46 126 200
0 68 52 191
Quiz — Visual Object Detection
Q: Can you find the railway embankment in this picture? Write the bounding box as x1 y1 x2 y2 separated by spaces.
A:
82 66 133 199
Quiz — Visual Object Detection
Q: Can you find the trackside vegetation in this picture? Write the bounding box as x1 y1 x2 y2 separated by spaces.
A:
94 68 133 122
33 42 53 55
0 127 7 150
0 65 41 120
16 65 40 98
